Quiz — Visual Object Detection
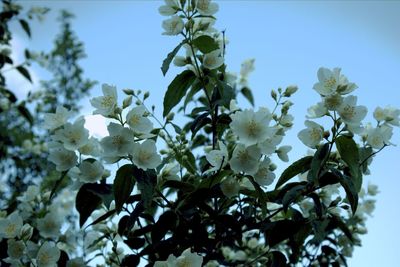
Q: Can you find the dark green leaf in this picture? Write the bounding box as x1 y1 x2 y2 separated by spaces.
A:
121 254 140 267
192 35 219 54
338 174 358 214
275 156 313 189
163 70 196 117
133 168 157 210
307 143 330 183
161 41 184 76
86 209 116 228
49 171 68 200
282 184 305 211
76 184 103 227
336 136 362 191
124 237 145 250
190 112 211 138
19 19 31 37
216 80 235 109
176 150 197 174
163 180 196 192
330 215 354 242
16 65 32 82
151 210 177 243
241 87 254 106
114 164 136 212
270 251 288 267
17 104 33 125
263 220 302 247
359 147 373 174
85 184 113 208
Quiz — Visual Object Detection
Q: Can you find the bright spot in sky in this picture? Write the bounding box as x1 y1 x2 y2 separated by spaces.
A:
84 114 108 138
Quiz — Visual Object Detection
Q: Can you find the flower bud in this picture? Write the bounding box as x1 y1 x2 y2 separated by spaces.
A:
271 89 277 101
166 112 175 121
123 96 133 109
143 91 150 100
20 223 34 241
283 85 298 97
123 89 134 95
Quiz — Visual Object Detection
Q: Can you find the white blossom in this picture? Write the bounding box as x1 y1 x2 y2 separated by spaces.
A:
48 146 77 171
195 0 219 16
239 58 255 85
253 158 275 186
205 141 228 172
126 105 153 134
323 93 343 111
298 120 324 148
7 239 25 259
90 84 118 117
176 248 203 267
52 117 89 151
36 210 62 239
257 134 283 155
0 212 23 239
230 108 274 146
131 139 161 170
159 163 180 181
230 144 261 175
276 145 291 162
307 102 328 118
158 0 180 16
364 124 393 149
337 95 367 130
101 123 135 158
373 106 400 126
78 160 104 183
203 49 224 70
78 137 102 157
43 106 73 130
313 67 357 96
220 177 240 198
36 242 60 267
162 16 184 35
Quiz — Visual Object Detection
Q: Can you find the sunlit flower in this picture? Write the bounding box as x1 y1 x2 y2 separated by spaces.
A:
101 123 135 157
230 108 274 146
298 120 324 148
364 124 393 149
337 95 367 129
43 106 73 130
373 106 400 126
36 242 60 267
162 16 184 35
313 67 357 96
206 141 228 172
203 49 224 70
48 146 77 171
0 212 23 239
253 158 275 186
158 0 180 16
90 84 118 117
220 177 240 198
132 139 161 170
52 117 89 151
195 0 219 16
307 102 328 118
126 105 153 134
230 144 261 174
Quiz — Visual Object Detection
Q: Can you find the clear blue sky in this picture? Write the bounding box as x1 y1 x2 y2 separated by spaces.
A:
11 1 400 266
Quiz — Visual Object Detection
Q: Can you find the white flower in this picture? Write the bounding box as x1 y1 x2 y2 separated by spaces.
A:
78 160 104 183
230 144 261 175
203 49 224 70
36 210 62 239
0 212 23 239
158 0 180 16
48 146 77 171
132 139 161 170
159 163 180 181
206 141 228 172
373 106 400 126
17 185 39 202
101 123 135 157
323 93 343 111
220 177 240 198
78 137 102 157
313 67 357 96
233 250 247 261
276 145 291 162
7 239 25 259
239 58 255 85
126 105 153 134
162 16 184 35
253 158 275 186
195 0 219 16
90 84 118 117
337 95 367 129
36 242 60 267
364 124 393 149
298 120 324 148
257 134 283 155
229 99 239 112
52 117 89 151
43 106 73 130
230 108 274 146
307 102 328 118
176 248 203 267
367 182 379 196
154 254 178 267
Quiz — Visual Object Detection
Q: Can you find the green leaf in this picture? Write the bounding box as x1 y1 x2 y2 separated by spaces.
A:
85 184 113 208
275 156 313 189
215 80 235 109
86 209 116 228
163 70 196 117
190 112 211 138
282 184 306 212
133 167 157 210
163 180 196 192
151 210 177 243
262 220 302 247
121 254 140 267
307 143 330 183
338 174 359 214
270 251 288 267
114 164 136 212
192 35 219 54
336 136 362 191
19 19 31 38
16 65 32 83
76 184 103 227
161 41 184 76
17 104 34 125
241 87 254 106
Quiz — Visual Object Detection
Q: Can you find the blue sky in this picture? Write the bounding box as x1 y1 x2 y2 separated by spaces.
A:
11 1 400 266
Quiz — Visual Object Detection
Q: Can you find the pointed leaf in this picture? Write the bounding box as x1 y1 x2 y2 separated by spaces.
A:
192 35 219 54
275 156 313 189
241 87 254 106
19 19 31 38
161 41 184 76
16 65 32 82
114 164 136 212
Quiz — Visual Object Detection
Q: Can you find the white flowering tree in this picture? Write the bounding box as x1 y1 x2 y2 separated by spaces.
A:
1 0 399 266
